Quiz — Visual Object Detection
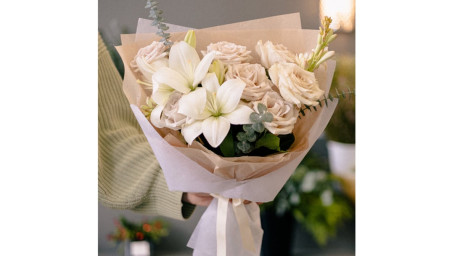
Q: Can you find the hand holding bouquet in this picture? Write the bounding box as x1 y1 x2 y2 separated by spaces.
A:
116 7 340 255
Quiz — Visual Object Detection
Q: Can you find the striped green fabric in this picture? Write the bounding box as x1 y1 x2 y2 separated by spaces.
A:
98 34 195 220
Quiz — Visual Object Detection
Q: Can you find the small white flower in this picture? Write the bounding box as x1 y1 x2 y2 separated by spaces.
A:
178 73 254 148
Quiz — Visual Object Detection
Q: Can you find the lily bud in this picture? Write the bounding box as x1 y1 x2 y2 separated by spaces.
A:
209 60 226 85
327 34 338 44
315 51 335 68
184 30 196 48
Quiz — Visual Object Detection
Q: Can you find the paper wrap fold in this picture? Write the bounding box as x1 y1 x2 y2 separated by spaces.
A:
115 14 337 256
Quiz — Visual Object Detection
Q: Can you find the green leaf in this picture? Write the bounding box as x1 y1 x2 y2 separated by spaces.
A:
220 132 235 157
255 133 280 151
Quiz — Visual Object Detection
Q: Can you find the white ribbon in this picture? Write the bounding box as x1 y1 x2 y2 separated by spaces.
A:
210 193 257 256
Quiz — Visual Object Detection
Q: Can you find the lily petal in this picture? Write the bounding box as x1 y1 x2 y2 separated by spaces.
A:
181 120 203 145
193 51 216 87
216 78 246 114
224 105 254 125
178 87 207 119
169 41 200 83
201 72 220 93
152 79 174 106
202 116 231 148
153 67 191 94
150 105 165 128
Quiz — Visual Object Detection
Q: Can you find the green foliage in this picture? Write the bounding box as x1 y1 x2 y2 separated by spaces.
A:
261 164 354 246
145 1 172 47
220 132 235 157
255 133 281 151
324 55 355 143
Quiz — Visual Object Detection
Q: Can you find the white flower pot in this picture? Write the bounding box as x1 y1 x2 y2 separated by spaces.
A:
124 240 153 256
326 140 355 176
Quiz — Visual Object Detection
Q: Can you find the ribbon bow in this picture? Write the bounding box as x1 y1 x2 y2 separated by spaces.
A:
210 193 257 256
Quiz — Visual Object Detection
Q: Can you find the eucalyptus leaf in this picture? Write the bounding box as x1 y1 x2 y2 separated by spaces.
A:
257 103 267 114
252 122 265 133
236 132 247 141
250 112 261 123
237 141 253 153
246 133 257 143
262 112 273 123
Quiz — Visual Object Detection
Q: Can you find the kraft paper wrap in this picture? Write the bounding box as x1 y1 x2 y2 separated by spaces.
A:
115 14 337 256
116 19 336 184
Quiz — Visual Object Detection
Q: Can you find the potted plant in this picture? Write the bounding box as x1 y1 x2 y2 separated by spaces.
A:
108 217 169 256
260 158 354 255
324 55 355 201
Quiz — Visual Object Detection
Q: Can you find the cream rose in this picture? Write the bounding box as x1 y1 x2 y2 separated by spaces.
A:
130 41 169 82
255 40 296 69
268 62 324 107
202 41 252 65
252 91 299 135
151 91 186 130
225 63 274 101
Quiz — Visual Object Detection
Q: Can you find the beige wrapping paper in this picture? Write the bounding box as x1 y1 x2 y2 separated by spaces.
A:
117 28 336 181
115 14 337 256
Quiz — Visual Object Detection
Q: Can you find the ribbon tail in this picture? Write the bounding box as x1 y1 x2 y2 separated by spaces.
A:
212 194 229 256
232 199 257 253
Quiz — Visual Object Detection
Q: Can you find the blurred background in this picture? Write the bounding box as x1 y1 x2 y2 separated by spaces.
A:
99 0 355 255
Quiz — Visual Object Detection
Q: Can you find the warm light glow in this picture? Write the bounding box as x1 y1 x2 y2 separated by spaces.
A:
320 0 355 32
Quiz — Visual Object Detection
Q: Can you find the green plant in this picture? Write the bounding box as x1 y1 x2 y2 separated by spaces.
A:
107 216 169 244
261 163 354 246
324 55 355 143
145 0 172 47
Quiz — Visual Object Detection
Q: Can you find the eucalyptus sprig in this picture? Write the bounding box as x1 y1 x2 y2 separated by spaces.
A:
303 16 337 72
145 0 172 47
299 88 355 117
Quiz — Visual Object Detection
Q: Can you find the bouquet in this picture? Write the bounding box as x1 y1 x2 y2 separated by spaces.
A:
115 3 341 255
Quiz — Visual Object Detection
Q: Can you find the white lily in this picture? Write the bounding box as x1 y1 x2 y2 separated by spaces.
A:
178 73 254 148
152 41 216 106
